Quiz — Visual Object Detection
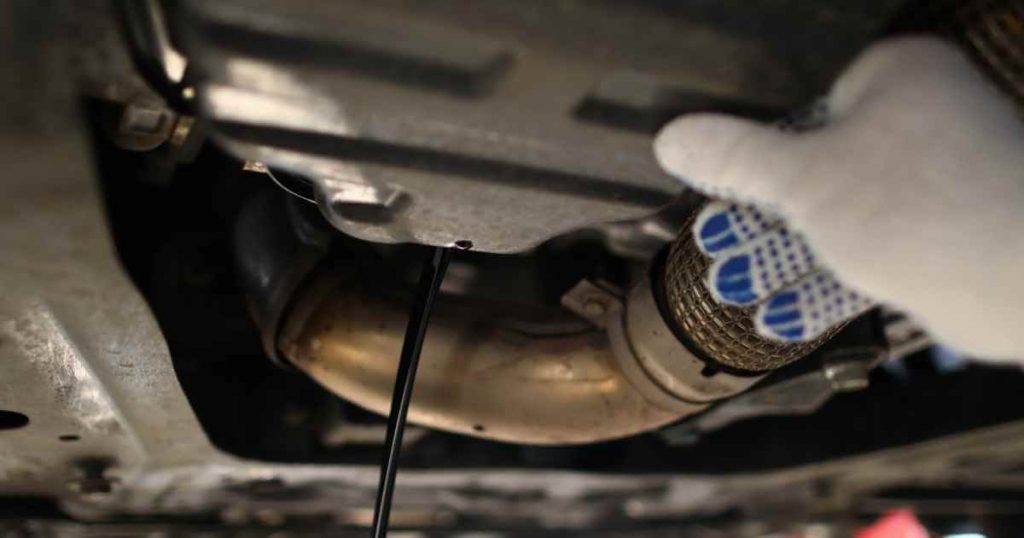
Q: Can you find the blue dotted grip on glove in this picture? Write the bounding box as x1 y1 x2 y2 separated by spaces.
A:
693 201 873 343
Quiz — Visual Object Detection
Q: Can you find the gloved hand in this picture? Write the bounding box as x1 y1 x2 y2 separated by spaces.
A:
653 37 1024 362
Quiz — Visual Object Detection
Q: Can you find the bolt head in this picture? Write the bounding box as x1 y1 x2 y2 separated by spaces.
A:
582 299 607 317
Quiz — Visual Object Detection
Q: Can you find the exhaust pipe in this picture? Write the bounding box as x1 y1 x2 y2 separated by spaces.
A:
277 270 703 445
243 192 832 444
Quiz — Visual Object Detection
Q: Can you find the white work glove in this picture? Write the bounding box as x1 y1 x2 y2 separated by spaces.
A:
653 37 1024 362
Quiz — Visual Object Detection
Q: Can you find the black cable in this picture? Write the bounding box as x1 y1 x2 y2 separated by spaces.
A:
370 246 452 538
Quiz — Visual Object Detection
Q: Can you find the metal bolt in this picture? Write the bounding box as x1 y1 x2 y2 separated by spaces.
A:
120 103 169 135
582 299 607 318
560 280 621 328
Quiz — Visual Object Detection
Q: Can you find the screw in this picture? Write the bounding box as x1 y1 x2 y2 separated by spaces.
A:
120 102 169 135
582 299 607 318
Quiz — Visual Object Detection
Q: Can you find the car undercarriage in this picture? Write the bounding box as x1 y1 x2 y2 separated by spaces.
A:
2 1 1024 536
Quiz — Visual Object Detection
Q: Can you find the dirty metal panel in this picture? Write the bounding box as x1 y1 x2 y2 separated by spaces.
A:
173 0 905 252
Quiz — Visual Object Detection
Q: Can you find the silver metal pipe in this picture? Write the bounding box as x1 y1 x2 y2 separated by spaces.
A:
278 271 703 444
278 268 760 445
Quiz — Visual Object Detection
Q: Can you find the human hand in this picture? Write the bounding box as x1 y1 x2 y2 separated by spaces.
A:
654 37 1024 361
